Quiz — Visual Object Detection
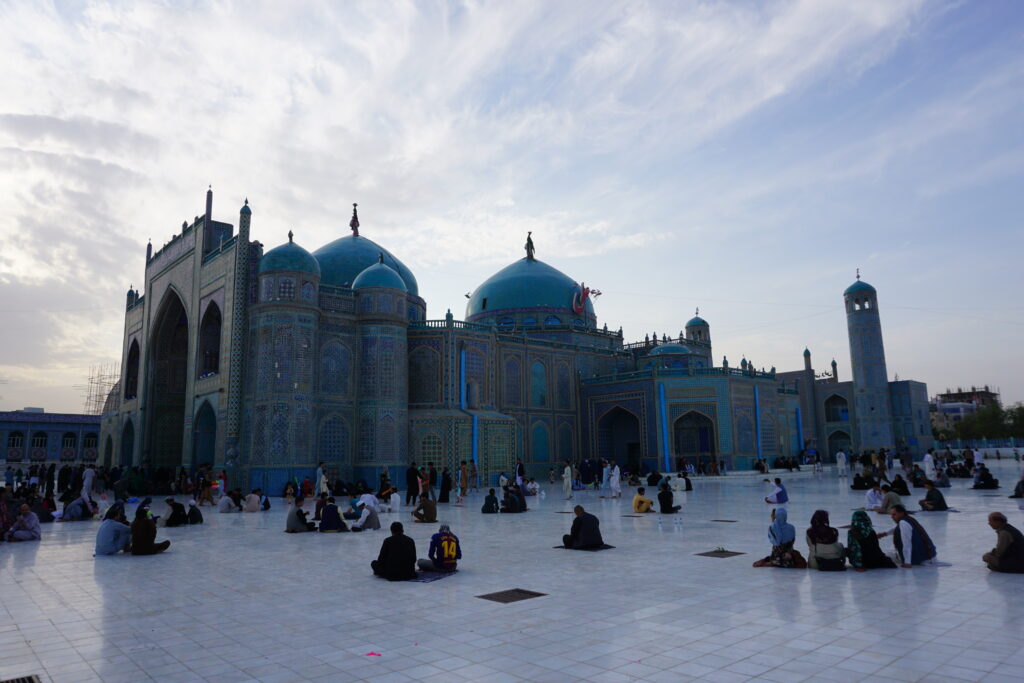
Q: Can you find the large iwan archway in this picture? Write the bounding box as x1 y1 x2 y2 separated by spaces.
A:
193 401 217 467
597 407 641 468
674 411 715 460
146 291 189 467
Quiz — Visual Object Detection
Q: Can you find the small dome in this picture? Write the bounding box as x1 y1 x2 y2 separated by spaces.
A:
352 260 407 291
313 235 418 294
466 257 594 321
259 240 320 277
240 199 251 215
686 315 708 327
647 343 692 356
844 279 876 296
803 347 811 356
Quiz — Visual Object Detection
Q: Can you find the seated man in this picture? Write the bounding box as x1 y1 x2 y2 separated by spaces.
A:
318 497 348 532
371 522 417 581
313 492 330 521
187 500 204 525
500 487 523 513
217 492 240 513
4 503 41 542
243 490 261 512
919 481 948 511
933 469 951 488
525 479 540 496
563 505 604 549
351 499 382 532
411 494 437 523
983 512 1024 573
890 475 911 497
632 487 656 513
481 488 499 514
876 485 902 514
658 483 681 514
850 473 869 490
972 466 999 490
285 497 316 533
342 494 363 520
864 484 884 510
764 478 788 505
1010 473 1024 498
164 497 188 527
877 504 936 568
61 495 97 522
418 523 462 572
94 504 131 555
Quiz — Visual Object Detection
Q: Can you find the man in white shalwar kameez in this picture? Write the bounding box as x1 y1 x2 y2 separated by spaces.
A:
835 450 847 478
921 449 936 480
562 461 573 500
609 463 621 498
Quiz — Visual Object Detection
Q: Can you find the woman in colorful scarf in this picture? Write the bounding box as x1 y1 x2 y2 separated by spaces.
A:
806 510 845 570
845 510 896 571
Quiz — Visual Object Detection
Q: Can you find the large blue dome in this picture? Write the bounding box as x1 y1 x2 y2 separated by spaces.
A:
259 240 320 277
465 257 595 321
844 279 876 296
353 260 407 291
313 235 418 295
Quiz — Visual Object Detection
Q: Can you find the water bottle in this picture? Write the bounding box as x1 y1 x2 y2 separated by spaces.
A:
657 516 663 529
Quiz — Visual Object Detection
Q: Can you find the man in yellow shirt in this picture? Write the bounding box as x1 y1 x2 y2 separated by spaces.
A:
632 487 655 513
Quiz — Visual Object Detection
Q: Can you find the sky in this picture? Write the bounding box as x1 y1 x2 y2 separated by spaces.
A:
0 0 1021 413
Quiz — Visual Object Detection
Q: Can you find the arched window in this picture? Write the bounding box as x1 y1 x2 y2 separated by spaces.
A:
864 299 871 309
32 432 47 449
497 317 515 331
522 317 537 328
556 364 571 410
84 433 97 449
278 278 295 299
530 361 547 407
62 432 77 449
198 302 222 377
544 316 561 327
531 423 550 462
7 431 23 449
124 339 140 399
409 346 440 404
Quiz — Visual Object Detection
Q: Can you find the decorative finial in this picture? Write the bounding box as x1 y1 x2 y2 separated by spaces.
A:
288 230 294 243
208 184 212 191
244 198 248 206
856 267 860 280
350 203 360 236
525 231 535 260
695 306 699 317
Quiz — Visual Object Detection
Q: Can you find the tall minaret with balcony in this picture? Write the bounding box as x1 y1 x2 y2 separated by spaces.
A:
844 271 894 449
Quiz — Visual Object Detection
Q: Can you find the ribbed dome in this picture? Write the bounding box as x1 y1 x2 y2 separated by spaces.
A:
686 315 708 327
466 257 594 321
313 235 418 295
353 260 407 291
259 240 321 277
844 279 876 296
647 343 692 356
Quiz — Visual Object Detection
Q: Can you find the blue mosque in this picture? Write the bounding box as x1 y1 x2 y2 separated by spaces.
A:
97 190 931 491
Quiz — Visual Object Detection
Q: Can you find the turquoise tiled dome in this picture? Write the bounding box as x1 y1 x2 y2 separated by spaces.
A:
686 315 708 327
465 257 594 320
259 240 320 276
353 260 407 291
647 343 692 356
313 235 418 295
843 279 876 296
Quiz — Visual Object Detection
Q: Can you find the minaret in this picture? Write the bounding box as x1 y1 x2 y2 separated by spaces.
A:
844 271 893 449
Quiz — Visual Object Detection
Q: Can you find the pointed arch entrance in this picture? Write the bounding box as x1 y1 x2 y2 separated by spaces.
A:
193 401 217 467
121 420 135 466
673 411 715 469
146 290 189 467
597 406 641 468
827 430 851 459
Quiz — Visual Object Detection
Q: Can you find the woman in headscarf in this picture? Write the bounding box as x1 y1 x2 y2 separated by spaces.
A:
845 510 896 571
753 508 801 567
130 505 171 555
806 510 845 570
95 503 132 555
187 500 204 524
438 467 452 503
890 474 911 496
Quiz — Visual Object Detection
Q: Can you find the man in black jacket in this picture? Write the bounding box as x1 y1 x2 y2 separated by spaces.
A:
658 484 681 514
372 522 417 581
563 506 604 549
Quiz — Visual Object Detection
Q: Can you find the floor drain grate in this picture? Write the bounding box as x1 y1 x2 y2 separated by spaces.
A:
1 676 42 683
696 550 745 558
477 588 547 604
710 519 738 523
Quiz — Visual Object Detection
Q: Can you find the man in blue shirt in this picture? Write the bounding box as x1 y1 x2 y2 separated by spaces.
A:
417 523 461 572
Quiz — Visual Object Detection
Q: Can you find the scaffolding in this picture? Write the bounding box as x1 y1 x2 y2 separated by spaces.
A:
76 362 121 415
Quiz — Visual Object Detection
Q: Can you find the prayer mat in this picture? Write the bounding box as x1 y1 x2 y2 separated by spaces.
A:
982 494 1003 497
409 570 458 583
696 550 745 558
554 511 574 513
553 544 616 551
838 525 851 529
710 519 738 523
622 514 645 517
477 588 547 603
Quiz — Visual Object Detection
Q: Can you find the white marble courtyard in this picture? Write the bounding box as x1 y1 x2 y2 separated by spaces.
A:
2 460 1023 683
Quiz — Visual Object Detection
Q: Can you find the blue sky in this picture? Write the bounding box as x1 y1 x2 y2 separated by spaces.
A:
0 0 1021 412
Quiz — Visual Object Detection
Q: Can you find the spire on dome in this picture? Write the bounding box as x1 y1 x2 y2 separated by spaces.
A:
350 203 360 236
856 267 860 280
378 252 384 264
525 231 535 260
288 230 294 243
695 307 699 316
